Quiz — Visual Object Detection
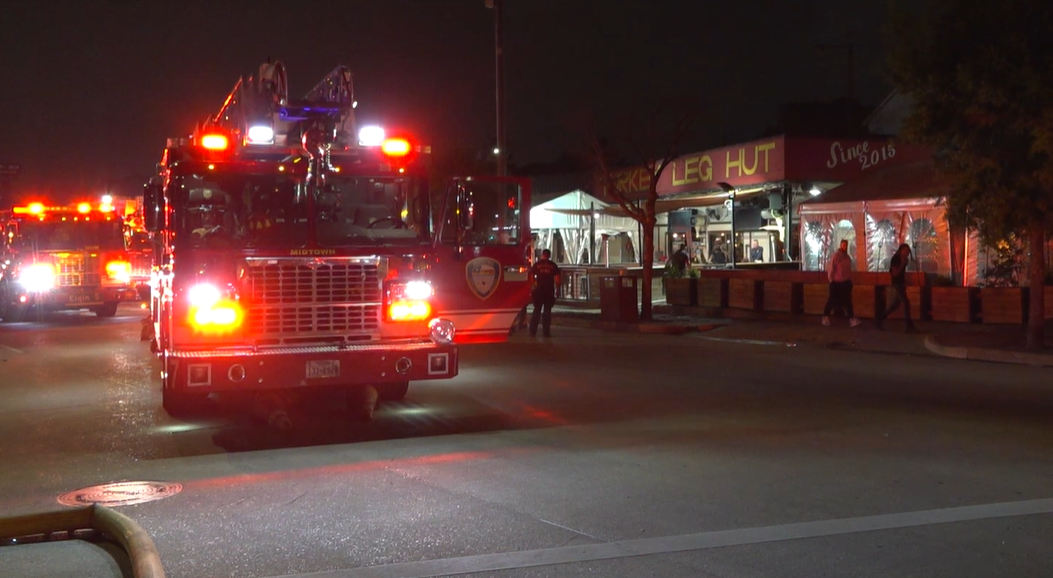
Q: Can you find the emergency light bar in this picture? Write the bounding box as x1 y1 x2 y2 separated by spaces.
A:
13 202 122 216
14 203 46 215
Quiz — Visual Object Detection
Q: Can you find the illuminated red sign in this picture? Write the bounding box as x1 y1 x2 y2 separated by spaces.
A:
606 136 933 199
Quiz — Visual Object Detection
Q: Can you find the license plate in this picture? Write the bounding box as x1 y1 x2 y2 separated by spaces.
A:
306 360 340 379
67 294 96 304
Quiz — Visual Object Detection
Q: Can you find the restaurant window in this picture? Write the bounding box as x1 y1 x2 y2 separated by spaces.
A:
832 219 857 267
909 217 939 273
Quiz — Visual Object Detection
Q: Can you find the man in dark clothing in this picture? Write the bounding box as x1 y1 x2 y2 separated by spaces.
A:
670 244 690 275
709 242 728 265
875 243 918 332
529 249 562 337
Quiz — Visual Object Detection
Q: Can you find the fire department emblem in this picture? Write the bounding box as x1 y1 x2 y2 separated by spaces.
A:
465 257 501 300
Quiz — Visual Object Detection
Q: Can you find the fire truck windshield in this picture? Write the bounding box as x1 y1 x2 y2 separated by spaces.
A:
175 172 430 250
14 217 125 251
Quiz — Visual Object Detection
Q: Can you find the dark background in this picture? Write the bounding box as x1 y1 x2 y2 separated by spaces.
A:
0 0 905 201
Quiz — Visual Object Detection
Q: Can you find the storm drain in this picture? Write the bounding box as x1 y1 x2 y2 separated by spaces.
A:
57 481 183 507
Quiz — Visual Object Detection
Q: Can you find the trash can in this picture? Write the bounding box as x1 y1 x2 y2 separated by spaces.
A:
600 276 639 323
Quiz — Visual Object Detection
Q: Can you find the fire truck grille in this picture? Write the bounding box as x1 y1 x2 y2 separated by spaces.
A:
130 254 153 280
245 260 381 335
55 254 101 287
247 304 381 334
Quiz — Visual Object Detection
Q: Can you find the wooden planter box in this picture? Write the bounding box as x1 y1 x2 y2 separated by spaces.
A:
930 286 979 323
728 279 761 311
851 285 879 319
803 283 828 315
981 287 1028 324
882 286 923 321
663 278 697 306
697 277 728 308
763 281 801 313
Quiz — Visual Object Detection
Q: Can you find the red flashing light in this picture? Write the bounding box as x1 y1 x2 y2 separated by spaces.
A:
381 138 411 157
13 202 46 215
200 134 230 151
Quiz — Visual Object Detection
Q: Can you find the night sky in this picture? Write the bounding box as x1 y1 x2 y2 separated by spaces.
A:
0 0 901 200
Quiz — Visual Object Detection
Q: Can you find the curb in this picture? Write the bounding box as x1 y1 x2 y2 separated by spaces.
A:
553 316 723 335
924 335 1053 368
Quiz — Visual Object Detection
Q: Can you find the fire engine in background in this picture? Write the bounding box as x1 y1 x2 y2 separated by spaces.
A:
121 209 155 300
143 60 532 421
0 200 140 321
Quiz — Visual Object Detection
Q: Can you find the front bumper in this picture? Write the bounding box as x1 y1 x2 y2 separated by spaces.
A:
164 339 458 392
13 286 141 309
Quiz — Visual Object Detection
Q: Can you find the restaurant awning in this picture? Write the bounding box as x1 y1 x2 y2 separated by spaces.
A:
799 158 952 215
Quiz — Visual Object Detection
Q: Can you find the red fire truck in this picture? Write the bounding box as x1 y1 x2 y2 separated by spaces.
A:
143 61 532 421
0 201 140 321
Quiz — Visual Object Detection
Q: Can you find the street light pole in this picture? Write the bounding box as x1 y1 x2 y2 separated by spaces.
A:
487 0 507 176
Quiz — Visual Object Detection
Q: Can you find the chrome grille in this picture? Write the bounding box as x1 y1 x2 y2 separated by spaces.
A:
54 254 101 287
245 258 381 336
247 304 381 334
130 253 153 280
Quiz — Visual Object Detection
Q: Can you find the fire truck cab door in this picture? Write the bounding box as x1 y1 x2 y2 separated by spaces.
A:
433 177 532 344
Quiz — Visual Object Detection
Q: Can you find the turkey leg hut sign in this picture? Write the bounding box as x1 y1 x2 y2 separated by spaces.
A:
608 135 924 197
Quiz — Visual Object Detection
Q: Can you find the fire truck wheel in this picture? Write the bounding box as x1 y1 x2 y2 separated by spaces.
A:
94 302 119 318
377 381 410 402
0 301 27 323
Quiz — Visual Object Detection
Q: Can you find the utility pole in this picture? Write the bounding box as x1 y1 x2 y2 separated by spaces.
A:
486 0 507 176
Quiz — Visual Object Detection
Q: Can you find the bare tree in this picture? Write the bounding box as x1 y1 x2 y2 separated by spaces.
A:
585 107 696 321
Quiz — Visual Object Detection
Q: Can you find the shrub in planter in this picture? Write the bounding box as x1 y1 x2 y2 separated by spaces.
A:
663 263 699 306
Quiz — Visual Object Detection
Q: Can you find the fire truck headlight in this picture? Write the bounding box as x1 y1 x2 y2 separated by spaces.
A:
386 281 433 322
18 263 56 292
105 260 132 284
247 125 275 145
428 318 455 344
188 284 222 308
358 125 385 146
403 281 433 300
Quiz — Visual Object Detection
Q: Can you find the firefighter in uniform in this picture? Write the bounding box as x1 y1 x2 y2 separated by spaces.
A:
529 249 561 338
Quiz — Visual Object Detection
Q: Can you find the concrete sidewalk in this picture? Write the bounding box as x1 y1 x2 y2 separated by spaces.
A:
550 303 1053 368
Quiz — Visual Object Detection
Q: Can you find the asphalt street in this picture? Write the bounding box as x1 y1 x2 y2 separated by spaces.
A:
1 304 1052 578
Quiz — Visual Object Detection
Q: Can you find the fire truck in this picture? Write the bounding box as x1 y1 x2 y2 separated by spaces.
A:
144 61 532 420
0 200 140 321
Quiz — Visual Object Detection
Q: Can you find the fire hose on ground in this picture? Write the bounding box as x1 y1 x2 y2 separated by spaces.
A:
0 504 165 578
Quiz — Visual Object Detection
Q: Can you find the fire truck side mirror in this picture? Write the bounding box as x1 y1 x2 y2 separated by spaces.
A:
143 183 164 232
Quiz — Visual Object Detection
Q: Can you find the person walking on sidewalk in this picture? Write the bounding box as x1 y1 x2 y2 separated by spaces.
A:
875 243 919 333
823 239 861 327
529 249 561 338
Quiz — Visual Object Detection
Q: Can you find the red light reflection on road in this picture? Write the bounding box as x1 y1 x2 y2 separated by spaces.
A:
520 404 569 425
182 449 541 489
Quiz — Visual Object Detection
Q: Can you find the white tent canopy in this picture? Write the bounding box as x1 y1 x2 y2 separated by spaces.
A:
531 190 604 228
530 190 640 265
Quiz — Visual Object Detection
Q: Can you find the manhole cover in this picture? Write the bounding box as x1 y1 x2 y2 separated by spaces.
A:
57 481 182 507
